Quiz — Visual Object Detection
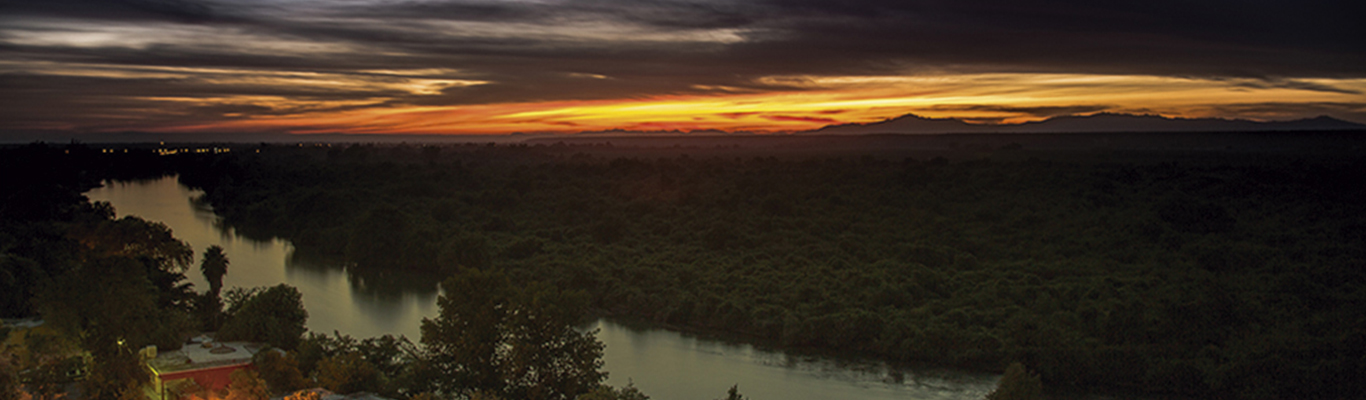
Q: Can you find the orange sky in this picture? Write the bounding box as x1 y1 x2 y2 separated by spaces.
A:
153 73 1366 135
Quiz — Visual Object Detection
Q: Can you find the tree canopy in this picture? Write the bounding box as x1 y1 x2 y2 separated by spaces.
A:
421 268 605 400
219 284 309 349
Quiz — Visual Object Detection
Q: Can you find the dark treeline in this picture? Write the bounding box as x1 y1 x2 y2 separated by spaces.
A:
7 139 1366 399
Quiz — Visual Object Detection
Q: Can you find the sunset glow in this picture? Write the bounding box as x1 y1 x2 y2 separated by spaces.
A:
149 73 1366 135
2 0 1362 138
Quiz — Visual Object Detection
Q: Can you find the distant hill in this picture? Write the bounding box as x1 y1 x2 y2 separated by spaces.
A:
811 113 1366 135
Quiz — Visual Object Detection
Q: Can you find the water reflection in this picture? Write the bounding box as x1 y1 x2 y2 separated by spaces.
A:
86 177 438 340
595 320 998 400
86 176 998 400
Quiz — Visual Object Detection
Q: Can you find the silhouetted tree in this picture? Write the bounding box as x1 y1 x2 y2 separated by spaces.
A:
716 385 745 400
201 245 229 295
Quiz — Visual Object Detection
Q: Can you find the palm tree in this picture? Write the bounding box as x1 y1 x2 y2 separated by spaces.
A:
200 245 229 296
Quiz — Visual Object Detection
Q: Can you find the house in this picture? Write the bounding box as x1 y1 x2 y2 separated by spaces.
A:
146 336 265 400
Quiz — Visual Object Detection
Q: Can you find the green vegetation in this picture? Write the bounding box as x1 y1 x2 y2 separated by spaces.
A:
218 284 309 350
580 382 649 400
986 362 1043 400
169 142 1365 399
421 268 605 400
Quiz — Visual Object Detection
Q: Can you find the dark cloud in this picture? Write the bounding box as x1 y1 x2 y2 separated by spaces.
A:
763 115 839 123
6 0 1363 81
723 0 1366 78
1214 78 1361 95
0 0 230 23
924 104 1115 118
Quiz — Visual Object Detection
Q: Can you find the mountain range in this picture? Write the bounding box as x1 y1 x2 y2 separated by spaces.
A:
810 113 1365 135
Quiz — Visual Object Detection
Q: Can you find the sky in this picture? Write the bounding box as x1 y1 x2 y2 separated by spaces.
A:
2 0 1364 136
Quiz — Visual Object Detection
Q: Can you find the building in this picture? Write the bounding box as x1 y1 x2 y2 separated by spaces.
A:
147 336 264 400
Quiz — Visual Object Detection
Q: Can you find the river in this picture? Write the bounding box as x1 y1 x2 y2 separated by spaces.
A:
87 176 998 400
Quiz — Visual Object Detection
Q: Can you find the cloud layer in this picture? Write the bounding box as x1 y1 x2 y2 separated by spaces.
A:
2 0 1364 134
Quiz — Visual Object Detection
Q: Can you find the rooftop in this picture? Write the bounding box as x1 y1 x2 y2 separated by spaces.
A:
148 335 265 374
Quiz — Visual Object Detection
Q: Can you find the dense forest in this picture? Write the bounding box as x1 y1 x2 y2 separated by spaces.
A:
166 139 1366 399
5 137 1366 399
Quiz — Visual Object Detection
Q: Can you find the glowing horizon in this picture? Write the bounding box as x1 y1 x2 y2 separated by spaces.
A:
132 73 1366 135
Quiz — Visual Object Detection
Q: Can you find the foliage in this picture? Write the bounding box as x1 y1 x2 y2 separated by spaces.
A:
407 393 442 400
219 284 309 349
421 268 606 399
0 143 171 317
316 351 381 395
0 358 17 400
986 362 1043 400
83 349 148 400
254 350 309 394
19 356 84 400
34 256 162 398
69 215 193 272
286 331 422 398
226 369 270 400
580 382 650 400
195 291 227 332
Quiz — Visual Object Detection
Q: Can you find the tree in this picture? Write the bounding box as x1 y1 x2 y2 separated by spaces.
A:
195 291 226 332
715 385 745 400
201 245 230 296
420 268 606 399
226 369 270 400
71 216 193 271
35 257 159 400
254 350 308 394
14 329 80 400
0 357 18 400
501 282 607 400
985 362 1043 400
580 382 650 400
218 284 309 349
407 393 442 400
316 351 381 394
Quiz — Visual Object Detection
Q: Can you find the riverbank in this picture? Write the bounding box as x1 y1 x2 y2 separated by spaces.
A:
87 175 1003 400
